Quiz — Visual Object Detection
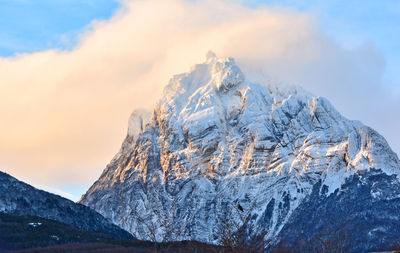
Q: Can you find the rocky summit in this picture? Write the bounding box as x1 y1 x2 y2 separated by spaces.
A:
80 54 400 252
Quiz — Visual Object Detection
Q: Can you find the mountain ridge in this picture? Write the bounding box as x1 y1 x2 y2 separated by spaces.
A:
0 170 132 240
80 54 400 251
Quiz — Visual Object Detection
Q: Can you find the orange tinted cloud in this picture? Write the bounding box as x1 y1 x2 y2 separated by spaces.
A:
0 0 395 200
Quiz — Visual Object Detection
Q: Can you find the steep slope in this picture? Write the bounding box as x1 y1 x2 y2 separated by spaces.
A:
80 54 400 250
0 171 132 240
278 168 400 252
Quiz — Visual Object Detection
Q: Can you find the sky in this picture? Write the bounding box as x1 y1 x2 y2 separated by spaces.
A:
0 0 120 56
0 0 399 201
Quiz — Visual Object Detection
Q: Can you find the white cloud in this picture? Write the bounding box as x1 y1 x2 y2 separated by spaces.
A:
0 0 398 199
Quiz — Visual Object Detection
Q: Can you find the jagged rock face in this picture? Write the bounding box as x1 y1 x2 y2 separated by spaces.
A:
278 168 400 252
0 171 132 239
80 55 400 250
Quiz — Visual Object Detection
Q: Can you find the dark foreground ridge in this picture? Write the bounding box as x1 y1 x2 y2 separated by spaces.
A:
0 212 219 253
0 171 132 244
0 212 134 252
1 187 400 252
10 241 223 253
0 212 222 252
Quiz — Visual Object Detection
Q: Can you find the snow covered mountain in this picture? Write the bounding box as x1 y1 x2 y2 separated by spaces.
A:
80 53 400 251
0 171 132 240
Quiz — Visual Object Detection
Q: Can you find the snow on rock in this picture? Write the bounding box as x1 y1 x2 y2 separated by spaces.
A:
79 54 400 246
28 222 42 228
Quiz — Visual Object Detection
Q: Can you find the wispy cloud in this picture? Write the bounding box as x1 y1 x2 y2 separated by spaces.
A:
0 0 397 199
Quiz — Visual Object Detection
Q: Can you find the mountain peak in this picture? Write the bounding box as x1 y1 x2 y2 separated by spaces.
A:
80 56 400 251
161 53 246 102
212 56 244 92
205 50 217 62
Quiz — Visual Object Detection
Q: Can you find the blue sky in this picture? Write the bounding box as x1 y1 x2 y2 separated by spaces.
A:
0 0 120 56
